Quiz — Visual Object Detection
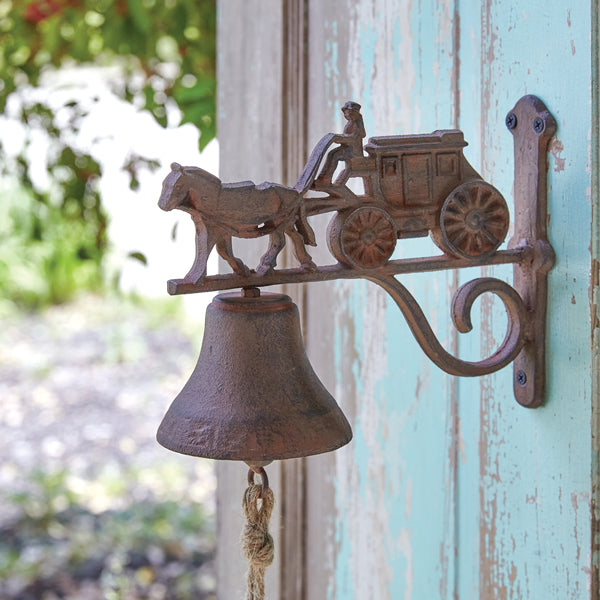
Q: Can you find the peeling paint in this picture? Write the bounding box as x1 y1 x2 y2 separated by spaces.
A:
397 528 414 600
305 1 595 599
332 279 393 599
551 138 566 172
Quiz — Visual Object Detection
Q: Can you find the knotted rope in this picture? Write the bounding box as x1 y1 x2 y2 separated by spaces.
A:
241 468 275 600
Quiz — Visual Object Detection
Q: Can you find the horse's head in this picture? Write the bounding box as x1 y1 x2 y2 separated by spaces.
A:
158 163 186 211
158 162 221 212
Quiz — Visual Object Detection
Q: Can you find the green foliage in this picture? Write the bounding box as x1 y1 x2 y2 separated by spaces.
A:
0 0 216 308
0 175 106 309
0 0 216 143
1 468 215 599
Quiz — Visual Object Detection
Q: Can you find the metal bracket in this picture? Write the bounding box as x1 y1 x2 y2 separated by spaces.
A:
158 95 556 408
506 95 557 407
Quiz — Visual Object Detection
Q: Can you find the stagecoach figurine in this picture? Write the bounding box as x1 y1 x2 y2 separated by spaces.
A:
159 100 510 283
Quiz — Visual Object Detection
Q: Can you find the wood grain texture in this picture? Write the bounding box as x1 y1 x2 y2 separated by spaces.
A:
303 2 459 598
215 0 597 598
457 3 594 598
280 4 310 600
591 1 600 595
216 2 284 599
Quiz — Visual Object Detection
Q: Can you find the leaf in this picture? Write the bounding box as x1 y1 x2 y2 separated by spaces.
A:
126 0 152 34
199 119 216 152
173 78 215 104
128 251 148 265
129 174 140 190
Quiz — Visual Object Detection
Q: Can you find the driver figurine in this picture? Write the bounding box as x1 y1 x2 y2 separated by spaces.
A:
316 101 366 185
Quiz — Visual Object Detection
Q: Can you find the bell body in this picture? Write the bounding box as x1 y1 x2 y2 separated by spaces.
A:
157 291 352 463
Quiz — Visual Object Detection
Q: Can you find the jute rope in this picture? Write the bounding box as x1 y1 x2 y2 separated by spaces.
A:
241 469 275 600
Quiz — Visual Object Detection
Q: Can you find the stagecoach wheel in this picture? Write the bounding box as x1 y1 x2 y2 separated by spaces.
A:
327 207 397 268
435 180 510 259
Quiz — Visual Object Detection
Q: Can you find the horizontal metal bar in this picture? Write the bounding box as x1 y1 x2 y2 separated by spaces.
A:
167 246 528 295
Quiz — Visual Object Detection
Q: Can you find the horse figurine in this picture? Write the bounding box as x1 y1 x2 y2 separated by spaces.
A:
159 163 318 283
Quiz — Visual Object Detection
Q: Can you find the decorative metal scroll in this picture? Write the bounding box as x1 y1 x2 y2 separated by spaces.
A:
158 95 556 408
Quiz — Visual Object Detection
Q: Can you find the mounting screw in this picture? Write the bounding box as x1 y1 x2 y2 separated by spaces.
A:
533 117 545 133
505 112 517 130
516 370 527 386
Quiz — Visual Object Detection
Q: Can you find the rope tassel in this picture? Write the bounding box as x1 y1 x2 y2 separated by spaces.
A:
241 468 275 600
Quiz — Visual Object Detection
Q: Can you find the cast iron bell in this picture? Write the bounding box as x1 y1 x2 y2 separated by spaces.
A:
157 288 352 465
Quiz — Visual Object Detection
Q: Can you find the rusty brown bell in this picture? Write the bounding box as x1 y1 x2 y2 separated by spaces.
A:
157 290 352 465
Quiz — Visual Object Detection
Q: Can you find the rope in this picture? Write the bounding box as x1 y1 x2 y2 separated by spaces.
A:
241 469 275 600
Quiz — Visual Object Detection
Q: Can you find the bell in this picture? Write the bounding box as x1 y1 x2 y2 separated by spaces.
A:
157 288 352 465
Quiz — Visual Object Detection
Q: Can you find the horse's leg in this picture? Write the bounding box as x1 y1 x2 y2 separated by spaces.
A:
215 236 251 277
257 230 285 276
182 217 215 284
286 227 318 272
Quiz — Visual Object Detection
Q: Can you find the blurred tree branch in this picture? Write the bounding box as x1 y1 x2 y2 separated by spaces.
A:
0 0 216 308
3 0 216 142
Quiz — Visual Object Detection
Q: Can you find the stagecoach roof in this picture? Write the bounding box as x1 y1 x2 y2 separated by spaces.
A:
365 129 467 154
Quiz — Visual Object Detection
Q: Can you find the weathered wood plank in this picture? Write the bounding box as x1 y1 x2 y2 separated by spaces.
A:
591 1 600 594
303 2 459 598
216 2 284 599
457 2 594 598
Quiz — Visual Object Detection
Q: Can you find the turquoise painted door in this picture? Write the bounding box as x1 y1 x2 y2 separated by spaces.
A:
216 1 598 598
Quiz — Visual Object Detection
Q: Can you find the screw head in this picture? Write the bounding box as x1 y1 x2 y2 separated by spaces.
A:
533 117 545 133
505 112 517 130
516 370 527 386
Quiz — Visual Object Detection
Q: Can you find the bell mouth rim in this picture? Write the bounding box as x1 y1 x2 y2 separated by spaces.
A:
156 429 353 462
213 291 294 313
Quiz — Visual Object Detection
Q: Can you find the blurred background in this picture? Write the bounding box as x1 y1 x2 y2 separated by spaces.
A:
0 2 219 598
